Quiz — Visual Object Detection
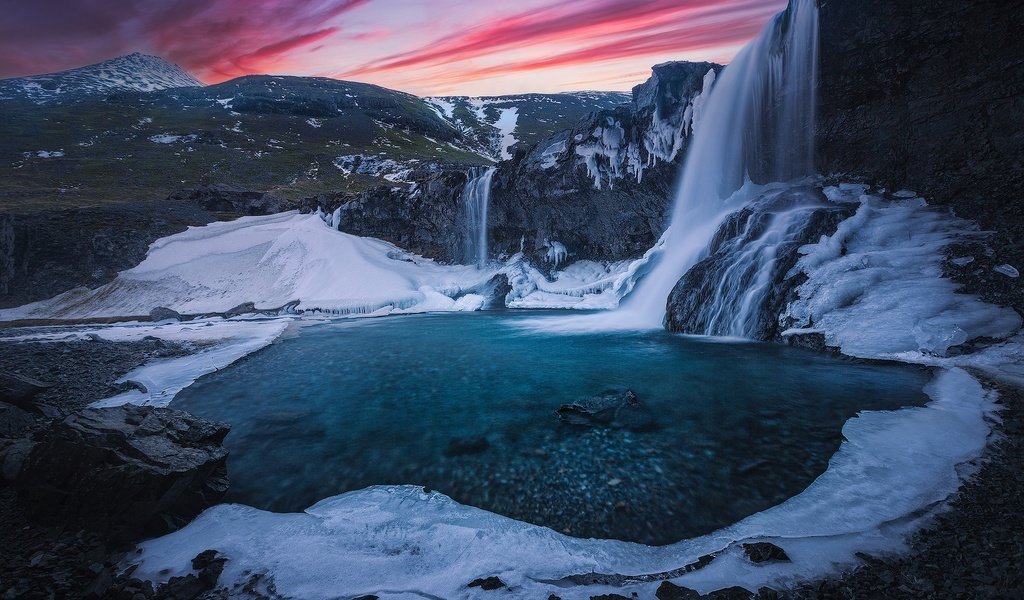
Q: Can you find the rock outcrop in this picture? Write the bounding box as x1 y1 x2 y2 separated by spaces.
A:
4 404 229 542
488 62 721 267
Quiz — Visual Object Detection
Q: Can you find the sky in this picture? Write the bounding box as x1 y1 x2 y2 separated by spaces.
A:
0 0 788 96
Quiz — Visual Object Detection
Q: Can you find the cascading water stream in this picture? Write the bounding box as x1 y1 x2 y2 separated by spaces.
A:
462 166 496 268
595 0 820 330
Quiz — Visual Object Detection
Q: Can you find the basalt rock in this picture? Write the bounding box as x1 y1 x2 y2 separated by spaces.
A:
10 404 229 542
742 541 791 563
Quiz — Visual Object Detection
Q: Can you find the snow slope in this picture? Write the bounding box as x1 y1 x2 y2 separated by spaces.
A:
0 212 497 320
0 53 201 103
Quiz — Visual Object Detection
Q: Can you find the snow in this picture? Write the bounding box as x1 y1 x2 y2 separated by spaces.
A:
0 212 500 321
782 190 1021 357
25 150 64 158
127 368 996 598
423 97 456 120
149 134 197 144
494 107 519 160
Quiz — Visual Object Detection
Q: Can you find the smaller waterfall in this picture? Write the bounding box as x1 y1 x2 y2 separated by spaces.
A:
462 166 496 268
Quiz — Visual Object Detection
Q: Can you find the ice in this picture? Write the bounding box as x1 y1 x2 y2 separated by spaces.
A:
544 240 569 268
149 134 197 144
5 318 291 408
782 195 1022 358
0 212 500 321
994 264 1020 278
128 369 996 598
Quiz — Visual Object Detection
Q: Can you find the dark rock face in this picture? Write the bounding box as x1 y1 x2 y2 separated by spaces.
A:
332 167 471 262
489 62 722 267
166 184 296 217
9 404 229 542
816 0 1024 316
664 187 854 340
742 542 791 563
0 200 216 309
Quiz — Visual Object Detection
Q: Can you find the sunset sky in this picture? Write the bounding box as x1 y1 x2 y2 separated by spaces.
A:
0 0 787 96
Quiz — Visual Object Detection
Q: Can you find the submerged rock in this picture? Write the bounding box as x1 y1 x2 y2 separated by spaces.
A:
444 436 490 457
10 404 229 541
556 389 656 431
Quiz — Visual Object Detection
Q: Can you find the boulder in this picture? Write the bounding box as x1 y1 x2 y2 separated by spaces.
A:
12 404 229 541
656 581 702 600
742 542 790 564
149 306 182 322
0 371 52 409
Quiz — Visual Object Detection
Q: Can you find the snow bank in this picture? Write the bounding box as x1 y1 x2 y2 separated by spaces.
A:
782 190 1021 357
0 212 498 321
128 368 995 598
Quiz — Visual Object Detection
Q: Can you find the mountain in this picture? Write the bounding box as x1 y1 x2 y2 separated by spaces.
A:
0 56 628 211
425 92 631 160
0 53 201 103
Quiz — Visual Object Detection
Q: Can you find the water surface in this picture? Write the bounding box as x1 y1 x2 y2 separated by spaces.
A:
174 311 931 544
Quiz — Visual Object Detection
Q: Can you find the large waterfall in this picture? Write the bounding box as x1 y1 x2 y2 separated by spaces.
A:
462 166 496 268
606 0 820 329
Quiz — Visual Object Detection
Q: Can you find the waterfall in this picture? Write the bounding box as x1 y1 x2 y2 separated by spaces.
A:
462 166 496 268
604 0 820 329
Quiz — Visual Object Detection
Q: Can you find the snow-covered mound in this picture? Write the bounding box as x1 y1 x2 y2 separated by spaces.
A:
0 212 497 320
0 53 201 103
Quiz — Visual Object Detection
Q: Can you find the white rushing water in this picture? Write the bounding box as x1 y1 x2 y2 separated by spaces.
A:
595 0 820 329
463 166 496 268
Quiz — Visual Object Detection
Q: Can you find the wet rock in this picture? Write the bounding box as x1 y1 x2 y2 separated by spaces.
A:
705 587 753 599
590 595 633 600
444 436 490 457
742 542 790 564
12 404 229 541
149 306 182 322
656 581 702 600
468 576 506 590
557 389 655 431
665 188 854 340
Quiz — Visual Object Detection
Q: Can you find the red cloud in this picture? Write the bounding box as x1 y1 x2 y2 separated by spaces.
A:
344 0 783 78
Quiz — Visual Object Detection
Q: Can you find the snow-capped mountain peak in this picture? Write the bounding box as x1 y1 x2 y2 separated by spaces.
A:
0 53 202 103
